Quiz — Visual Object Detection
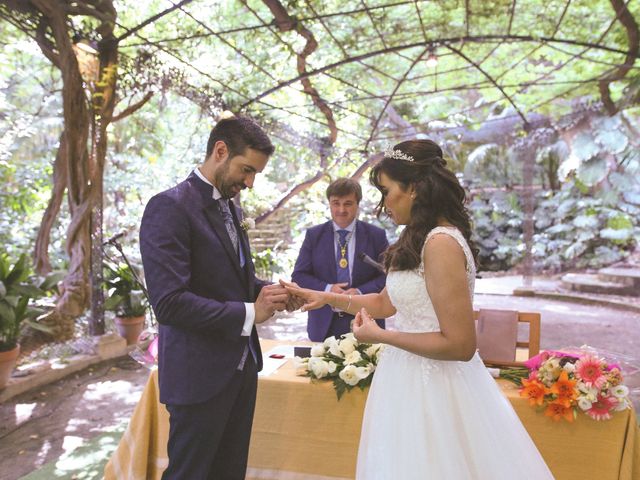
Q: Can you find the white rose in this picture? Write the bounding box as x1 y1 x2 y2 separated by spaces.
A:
327 361 337 374
339 365 361 386
328 342 343 358
293 357 309 376
344 350 362 365
563 362 576 373
339 337 356 356
342 332 357 343
611 385 629 398
365 344 381 358
577 396 592 411
308 357 330 379
613 398 630 411
324 336 338 348
310 344 326 357
355 365 372 380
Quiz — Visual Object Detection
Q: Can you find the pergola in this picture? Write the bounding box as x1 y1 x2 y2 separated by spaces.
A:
1 0 638 340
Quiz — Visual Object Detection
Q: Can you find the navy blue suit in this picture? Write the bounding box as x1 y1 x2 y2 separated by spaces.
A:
140 172 266 479
292 220 388 341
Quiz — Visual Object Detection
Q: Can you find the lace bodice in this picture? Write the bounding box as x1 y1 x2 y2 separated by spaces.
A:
386 227 475 333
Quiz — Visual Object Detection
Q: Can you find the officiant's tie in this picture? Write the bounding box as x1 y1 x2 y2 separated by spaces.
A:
218 198 245 267
336 229 350 285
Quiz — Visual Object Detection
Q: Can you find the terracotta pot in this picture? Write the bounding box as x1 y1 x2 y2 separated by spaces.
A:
114 315 146 345
0 344 20 390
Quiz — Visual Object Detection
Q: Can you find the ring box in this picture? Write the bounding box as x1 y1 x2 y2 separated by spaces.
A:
293 346 312 358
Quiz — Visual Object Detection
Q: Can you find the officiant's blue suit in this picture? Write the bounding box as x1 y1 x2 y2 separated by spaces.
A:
140 172 267 479
292 220 388 341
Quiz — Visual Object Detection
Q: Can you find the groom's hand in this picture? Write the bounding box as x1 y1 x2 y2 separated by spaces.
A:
255 284 289 323
279 280 305 311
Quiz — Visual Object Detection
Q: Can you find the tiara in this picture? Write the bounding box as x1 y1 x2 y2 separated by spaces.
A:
383 143 415 162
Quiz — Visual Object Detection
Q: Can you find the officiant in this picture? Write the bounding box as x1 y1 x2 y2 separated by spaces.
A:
292 178 389 341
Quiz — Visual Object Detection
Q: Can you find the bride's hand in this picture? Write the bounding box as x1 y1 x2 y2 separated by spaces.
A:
353 308 383 344
279 279 328 312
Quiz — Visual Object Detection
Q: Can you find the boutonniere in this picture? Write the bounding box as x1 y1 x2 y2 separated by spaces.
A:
240 217 255 231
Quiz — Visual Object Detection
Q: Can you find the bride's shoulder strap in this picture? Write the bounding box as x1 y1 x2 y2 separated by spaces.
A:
421 227 473 273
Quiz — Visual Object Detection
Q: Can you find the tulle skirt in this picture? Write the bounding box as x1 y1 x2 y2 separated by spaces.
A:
356 347 554 479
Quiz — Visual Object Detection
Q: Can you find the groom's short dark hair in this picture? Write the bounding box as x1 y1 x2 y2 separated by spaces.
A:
206 115 274 160
326 178 362 203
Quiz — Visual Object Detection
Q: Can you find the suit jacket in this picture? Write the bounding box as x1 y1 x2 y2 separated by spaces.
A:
140 172 266 405
291 220 388 341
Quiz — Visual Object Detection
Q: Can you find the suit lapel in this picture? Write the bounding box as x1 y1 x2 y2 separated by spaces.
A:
352 220 368 284
230 203 254 296
320 222 337 283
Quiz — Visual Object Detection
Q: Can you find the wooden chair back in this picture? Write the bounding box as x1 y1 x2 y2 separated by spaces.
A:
473 309 541 367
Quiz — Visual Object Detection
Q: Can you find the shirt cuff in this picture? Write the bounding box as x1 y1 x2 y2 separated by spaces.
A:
242 303 255 336
324 284 332 293
355 288 363 295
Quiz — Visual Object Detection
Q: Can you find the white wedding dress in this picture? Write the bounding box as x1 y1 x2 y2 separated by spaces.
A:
356 227 554 479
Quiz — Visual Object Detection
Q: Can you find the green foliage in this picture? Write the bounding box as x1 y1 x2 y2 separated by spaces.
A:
0 253 61 351
103 261 148 317
252 247 285 282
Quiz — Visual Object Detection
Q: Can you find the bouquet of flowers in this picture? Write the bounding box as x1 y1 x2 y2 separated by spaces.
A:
517 349 632 422
294 333 384 399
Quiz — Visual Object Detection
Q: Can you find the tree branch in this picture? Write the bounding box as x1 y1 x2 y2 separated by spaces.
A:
599 0 639 115
111 91 153 122
240 34 637 109
117 0 194 42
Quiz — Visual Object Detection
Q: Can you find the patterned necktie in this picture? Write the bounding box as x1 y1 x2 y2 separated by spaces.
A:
336 229 350 285
218 198 244 267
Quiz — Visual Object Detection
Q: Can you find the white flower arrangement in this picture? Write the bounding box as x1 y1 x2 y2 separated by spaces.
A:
240 217 255 231
294 333 384 399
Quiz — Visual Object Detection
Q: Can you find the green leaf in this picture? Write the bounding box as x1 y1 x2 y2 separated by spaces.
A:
572 132 599 162
0 300 16 324
39 271 65 291
577 157 608 186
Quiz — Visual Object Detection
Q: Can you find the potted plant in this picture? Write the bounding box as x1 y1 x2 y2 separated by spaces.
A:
0 253 58 389
103 260 149 345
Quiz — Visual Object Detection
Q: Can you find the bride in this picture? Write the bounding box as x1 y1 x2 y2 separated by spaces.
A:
285 140 554 479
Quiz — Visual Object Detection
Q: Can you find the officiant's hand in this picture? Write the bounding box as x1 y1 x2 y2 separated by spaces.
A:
353 308 383 343
280 280 328 312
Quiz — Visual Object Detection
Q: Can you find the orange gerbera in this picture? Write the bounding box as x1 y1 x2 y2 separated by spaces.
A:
520 378 548 406
544 400 575 422
549 370 577 407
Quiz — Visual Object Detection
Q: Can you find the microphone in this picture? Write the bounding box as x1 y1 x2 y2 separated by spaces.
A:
104 231 126 245
358 252 385 273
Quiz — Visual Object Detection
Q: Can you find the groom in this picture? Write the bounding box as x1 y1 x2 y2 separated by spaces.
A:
140 115 291 479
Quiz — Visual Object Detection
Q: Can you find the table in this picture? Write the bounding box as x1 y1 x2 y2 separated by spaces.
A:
104 340 640 480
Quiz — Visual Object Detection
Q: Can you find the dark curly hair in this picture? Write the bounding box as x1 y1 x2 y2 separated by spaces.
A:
370 139 479 272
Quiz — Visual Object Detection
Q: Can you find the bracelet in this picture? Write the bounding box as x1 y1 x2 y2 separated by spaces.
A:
345 294 352 312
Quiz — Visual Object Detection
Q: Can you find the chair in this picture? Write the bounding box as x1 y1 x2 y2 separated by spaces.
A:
473 309 541 367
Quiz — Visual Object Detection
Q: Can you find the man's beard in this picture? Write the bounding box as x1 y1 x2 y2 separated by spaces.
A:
214 163 244 199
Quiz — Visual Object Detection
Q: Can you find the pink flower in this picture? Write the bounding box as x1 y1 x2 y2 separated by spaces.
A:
524 350 579 370
585 394 617 421
524 352 550 370
575 355 606 389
